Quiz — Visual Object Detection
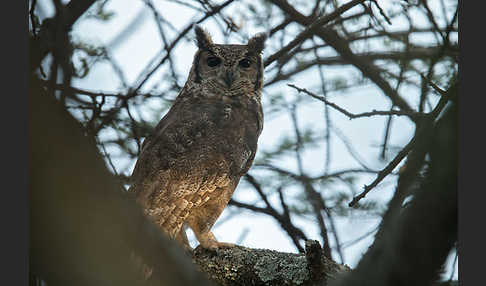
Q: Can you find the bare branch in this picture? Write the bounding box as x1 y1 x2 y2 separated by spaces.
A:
288 84 420 120
264 0 366 67
267 0 415 113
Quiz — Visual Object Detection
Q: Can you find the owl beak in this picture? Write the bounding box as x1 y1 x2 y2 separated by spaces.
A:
223 70 234 88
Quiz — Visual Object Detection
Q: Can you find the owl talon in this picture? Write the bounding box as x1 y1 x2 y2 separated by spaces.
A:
201 241 236 250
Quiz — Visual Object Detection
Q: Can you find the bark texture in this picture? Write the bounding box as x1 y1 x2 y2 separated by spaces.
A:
192 240 350 286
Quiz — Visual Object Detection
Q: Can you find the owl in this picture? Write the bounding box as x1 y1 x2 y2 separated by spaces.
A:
128 26 267 250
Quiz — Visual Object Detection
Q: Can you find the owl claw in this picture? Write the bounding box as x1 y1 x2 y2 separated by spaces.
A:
214 241 236 248
200 240 236 250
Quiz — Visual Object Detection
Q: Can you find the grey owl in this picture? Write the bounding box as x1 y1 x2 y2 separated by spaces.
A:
128 26 267 250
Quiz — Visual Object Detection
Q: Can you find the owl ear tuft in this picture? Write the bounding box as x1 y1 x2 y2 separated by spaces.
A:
194 25 213 49
247 32 267 54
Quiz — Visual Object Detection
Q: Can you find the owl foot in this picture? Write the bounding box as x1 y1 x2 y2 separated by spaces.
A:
195 231 236 250
202 241 236 250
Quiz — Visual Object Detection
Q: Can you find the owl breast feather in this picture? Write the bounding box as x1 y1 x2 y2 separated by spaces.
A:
147 95 262 179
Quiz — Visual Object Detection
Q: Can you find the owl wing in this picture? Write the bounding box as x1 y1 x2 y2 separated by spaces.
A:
128 100 182 194
237 96 263 176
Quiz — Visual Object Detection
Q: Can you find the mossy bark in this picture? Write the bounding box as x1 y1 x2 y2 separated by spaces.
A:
192 241 350 286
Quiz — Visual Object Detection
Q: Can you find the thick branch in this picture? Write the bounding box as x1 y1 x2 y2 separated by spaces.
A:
29 75 212 286
192 243 350 286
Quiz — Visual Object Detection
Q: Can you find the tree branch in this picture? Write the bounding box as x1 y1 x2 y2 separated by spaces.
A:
264 0 366 67
192 243 350 286
267 0 415 114
288 84 420 121
330 86 457 286
348 79 456 206
30 0 97 71
29 74 212 286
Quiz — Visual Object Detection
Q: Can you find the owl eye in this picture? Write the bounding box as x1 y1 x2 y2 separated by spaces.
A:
239 58 251 68
207 56 221 67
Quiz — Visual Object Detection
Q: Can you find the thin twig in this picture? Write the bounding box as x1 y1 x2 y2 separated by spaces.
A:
348 78 453 206
419 73 447 97
98 138 119 177
341 225 379 248
255 164 386 181
347 94 450 207
228 198 307 253
288 83 420 120
370 0 392 25
272 0 416 112
348 132 417 207
332 125 374 171
312 39 332 174
30 0 38 36
144 0 181 88
448 247 458 281
130 0 235 95
40 81 134 99
323 207 345 264
380 106 394 160
264 0 366 67
243 174 307 252
264 45 457 87
288 102 333 258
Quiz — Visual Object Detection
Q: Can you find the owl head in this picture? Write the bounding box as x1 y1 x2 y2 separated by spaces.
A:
189 26 267 93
